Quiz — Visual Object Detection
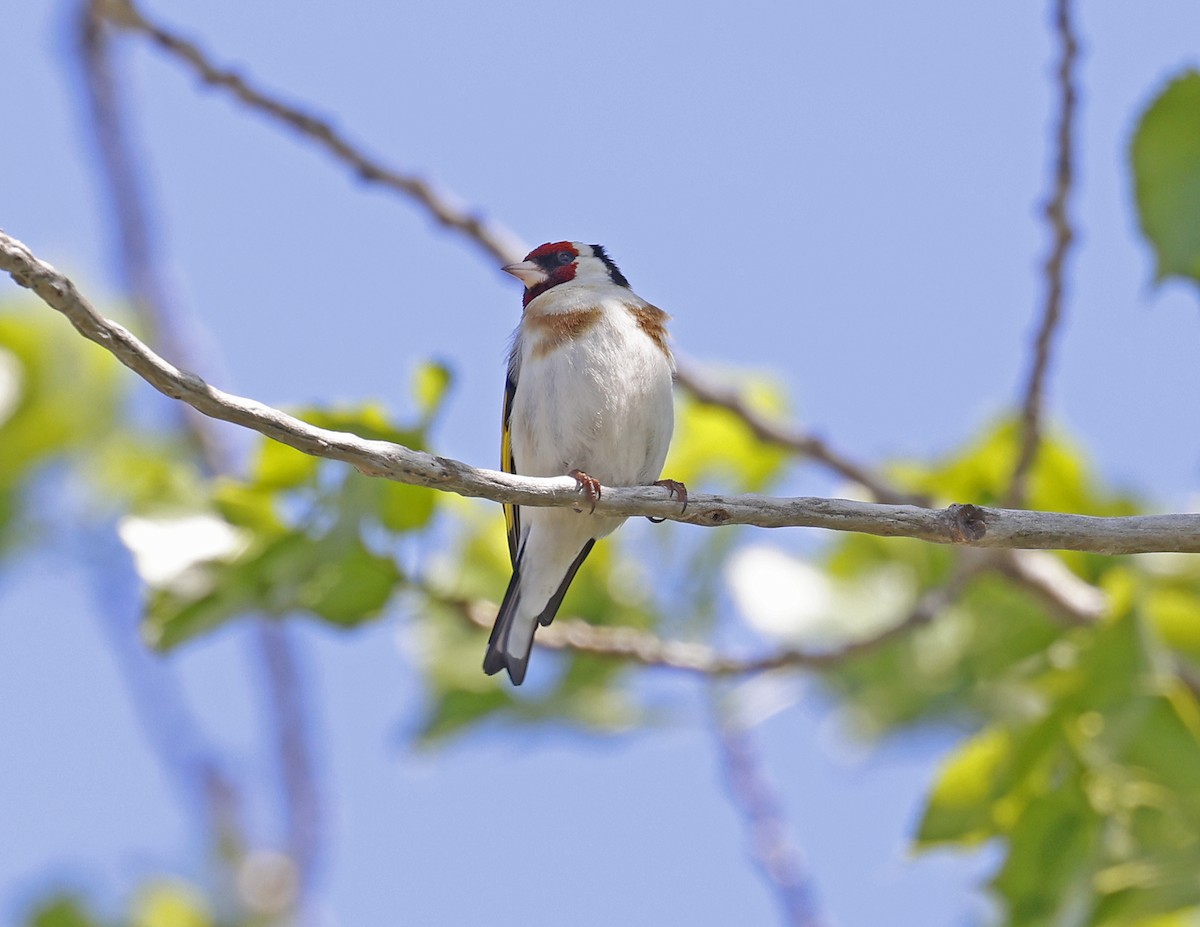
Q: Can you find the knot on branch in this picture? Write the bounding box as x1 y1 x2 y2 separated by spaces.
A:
947 503 988 543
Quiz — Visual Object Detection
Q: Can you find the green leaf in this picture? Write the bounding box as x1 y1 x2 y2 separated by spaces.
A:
24 896 103 927
327 470 438 534
820 567 1063 733
1117 687 1200 822
0 306 119 549
414 511 651 741
421 686 514 741
298 535 402 627
135 397 442 648
1145 586 1200 662
1131 70 1200 286
130 880 211 927
378 480 437 532
145 528 402 648
0 309 119 491
666 377 790 492
992 770 1098 927
306 404 424 448
211 479 285 533
412 360 453 424
248 402 426 492
1122 914 1200 927
92 437 208 512
251 436 320 490
143 540 271 649
1094 846 1200 926
915 611 1199 927
917 727 1014 845
900 418 1126 516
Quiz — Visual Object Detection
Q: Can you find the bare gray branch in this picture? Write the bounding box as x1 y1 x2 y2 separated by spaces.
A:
4 228 1200 555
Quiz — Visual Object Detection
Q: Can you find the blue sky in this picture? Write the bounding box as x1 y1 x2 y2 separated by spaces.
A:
3 2 1200 925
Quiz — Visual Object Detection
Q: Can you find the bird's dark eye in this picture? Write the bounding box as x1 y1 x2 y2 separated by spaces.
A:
556 251 574 266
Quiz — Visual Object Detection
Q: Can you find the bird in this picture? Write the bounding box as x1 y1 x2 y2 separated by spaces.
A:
484 241 686 685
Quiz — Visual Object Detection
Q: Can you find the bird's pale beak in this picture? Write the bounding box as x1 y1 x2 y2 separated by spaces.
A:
502 260 547 286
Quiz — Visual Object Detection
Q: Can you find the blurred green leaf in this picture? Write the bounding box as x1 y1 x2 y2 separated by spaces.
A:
144 544 265 650
22 881 215 927
246 401 440 534
1117 686 1200 821
822 568 1063 733
92 437 208 512
25 896 104 927
1127 915 1200 927
0 308 118 486
1131 70 1200 286
251 436 320 490
130 881 210 927
918 726 1015 845
825 420 1150 735
1144 586 1200 663
0 305 120 549
377 480 437 532
248 402 425 491
415 509 650 741
421 684 514 740
145 527 401 649
211 480 286 534
992 770 1097 927
914 608 1200 927
305 403 424 448
666 378 789 492
299 534 402 627
412 360 453 423
133 394 449 647
897 418 1129 517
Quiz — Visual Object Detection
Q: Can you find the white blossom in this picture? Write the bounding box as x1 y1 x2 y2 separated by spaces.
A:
118 512 249 595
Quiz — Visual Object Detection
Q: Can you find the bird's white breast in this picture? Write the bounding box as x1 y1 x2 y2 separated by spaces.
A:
510 291 674 489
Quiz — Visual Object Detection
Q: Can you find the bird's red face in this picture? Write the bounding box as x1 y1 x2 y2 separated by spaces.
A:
503 241 580 307
502 241 631 308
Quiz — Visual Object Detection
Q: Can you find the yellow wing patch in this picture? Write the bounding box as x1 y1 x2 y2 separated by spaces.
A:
502 371 520 566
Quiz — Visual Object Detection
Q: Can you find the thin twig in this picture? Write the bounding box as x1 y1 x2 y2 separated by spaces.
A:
78 2 231 471
255 621 320 898
98 0 526 267
1007 0 1078 507
73 1 249 861
95 0 948 508
447 552 1014 674
80 523 246 861
75 3 322 902
5 227 1200 554
994 549 1104 625
711 696 828 927
94 2 1105 629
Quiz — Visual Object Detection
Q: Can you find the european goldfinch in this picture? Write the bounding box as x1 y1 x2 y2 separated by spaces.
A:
484 241 684 685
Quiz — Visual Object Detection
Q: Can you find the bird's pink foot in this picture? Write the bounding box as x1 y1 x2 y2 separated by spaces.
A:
649 478 688 523
568 468 602 514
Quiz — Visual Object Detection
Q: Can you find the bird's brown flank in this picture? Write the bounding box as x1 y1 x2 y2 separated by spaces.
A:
626 303 671 358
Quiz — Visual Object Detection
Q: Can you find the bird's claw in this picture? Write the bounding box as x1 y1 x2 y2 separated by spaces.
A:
568 468 602 514
648 478 688 523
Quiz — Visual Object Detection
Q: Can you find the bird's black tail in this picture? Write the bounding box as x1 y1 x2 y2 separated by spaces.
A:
482 539 596 686
483 566 528 685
